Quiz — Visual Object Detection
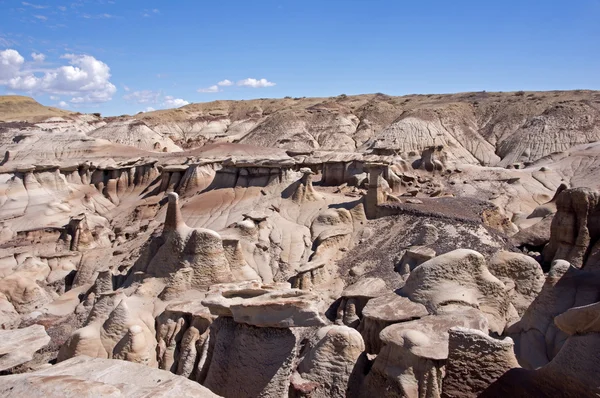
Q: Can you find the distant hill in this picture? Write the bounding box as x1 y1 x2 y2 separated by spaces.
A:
0 95 73 122
133 90 600 166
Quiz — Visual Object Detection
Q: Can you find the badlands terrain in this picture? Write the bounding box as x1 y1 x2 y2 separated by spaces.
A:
0 90 599 397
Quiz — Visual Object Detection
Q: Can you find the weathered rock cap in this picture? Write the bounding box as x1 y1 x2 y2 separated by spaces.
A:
362 293 429 322
341 277 388 298
230 289 327 328
203 282 326 328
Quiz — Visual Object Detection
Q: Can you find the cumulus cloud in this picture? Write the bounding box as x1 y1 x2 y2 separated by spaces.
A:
57 100 69 108
31 52 45 62
49 95 59 100
237 78 276 88
0 49 116 104
123 90 189 109
197 85 220 93
163 96 189 108
0 49 25 82
217 79 233 86
144 106 155 112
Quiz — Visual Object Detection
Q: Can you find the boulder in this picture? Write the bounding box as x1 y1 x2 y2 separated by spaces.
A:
402 249 509 334
488 251 544 316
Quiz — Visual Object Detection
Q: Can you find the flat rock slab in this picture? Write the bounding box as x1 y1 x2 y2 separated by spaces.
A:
362 293 428 322
380 308 488 360
0 324 50 372
0 356 220 397
342 277 388 298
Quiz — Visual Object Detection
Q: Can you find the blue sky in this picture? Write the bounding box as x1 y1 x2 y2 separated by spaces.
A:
1 0 599 116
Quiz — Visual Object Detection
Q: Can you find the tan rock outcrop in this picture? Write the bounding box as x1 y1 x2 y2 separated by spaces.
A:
0 324 50 371
542 187 600 268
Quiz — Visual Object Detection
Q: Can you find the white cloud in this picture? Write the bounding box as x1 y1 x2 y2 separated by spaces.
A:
144 106 155 112
83 13 115 19
163 96 189 108
123 90 189 109
237 78 276 88
58 5 67 11
31 52 45 62
49 95 59 100
0 49 25 82
0 49 116 104
57 100 69 108
34 15 48 21
217 79 233 87
123 90 161 104
123 85 130 91
197 85 220 93
142 8 160 17
22 2 49 9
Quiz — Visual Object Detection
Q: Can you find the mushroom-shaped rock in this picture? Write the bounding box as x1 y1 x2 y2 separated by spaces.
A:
292 167 321 203
402 249 509 334
361 309 489 398
144 192 238 288
358 293 429 354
